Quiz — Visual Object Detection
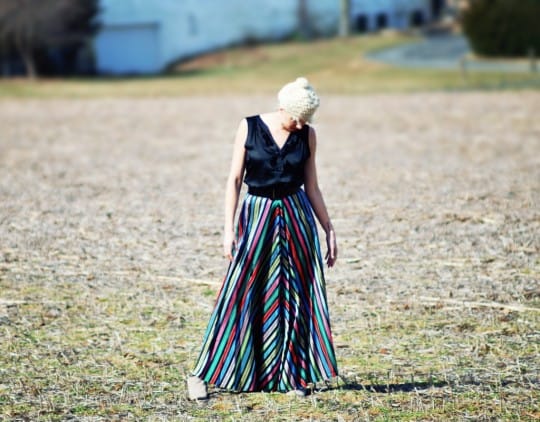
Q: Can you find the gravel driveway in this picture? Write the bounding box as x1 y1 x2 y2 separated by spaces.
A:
367 34 536 73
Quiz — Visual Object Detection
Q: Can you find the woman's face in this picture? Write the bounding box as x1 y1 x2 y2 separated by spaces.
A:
280 110 305 131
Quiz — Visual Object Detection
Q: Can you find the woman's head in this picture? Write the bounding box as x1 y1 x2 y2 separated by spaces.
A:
278 77 320 125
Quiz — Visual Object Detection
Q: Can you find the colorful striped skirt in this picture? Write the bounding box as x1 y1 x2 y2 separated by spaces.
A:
192 189 338 392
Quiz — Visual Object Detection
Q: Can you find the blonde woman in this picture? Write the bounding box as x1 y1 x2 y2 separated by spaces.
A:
188 77 338 399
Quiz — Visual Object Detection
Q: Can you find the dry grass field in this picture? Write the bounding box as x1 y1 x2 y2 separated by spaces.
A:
0 92 539 420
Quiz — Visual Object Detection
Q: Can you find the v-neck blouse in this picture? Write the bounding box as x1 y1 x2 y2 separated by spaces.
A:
243 115 311 189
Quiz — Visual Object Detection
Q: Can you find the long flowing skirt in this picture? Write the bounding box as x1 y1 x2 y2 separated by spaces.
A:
192 190 338 392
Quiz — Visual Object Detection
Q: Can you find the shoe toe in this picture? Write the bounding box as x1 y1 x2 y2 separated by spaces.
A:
187 376 208 400
286 388 306 397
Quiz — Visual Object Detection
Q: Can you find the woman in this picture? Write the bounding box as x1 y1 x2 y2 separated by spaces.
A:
188 77 338 399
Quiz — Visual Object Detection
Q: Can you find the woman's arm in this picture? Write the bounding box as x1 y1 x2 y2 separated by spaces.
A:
223 119 247 260
304 126 337 267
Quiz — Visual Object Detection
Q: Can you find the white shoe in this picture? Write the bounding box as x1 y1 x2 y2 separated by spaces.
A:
286 388 307 397
187 376 208 400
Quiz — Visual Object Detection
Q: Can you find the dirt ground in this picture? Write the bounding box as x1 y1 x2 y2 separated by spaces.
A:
1 93 538 299
0 92 539 419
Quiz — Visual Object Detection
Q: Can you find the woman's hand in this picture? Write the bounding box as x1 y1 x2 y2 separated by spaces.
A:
223 230 236 261
325 229 337 268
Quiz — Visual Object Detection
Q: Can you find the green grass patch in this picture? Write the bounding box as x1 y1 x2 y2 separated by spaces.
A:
0 274 538 420
0 34 539 98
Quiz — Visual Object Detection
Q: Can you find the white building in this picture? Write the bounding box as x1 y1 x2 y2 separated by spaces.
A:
94 0 338 75
94 0 445 75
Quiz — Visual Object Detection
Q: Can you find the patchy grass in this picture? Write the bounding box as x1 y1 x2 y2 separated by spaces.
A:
0 33 539 98
0 276 538 420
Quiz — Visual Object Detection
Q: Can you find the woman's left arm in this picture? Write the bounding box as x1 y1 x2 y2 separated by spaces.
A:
304 126 337 267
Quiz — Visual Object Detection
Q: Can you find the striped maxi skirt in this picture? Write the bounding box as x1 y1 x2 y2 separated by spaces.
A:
192 189 338 392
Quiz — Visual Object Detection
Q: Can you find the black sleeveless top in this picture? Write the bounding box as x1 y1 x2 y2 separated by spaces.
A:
243 115 311 189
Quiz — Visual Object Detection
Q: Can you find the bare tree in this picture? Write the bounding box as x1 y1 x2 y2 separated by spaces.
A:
0 0 99 78
339 0 351 37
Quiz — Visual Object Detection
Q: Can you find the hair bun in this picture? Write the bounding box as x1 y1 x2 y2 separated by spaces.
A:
295 77 309 88
278 76 320 123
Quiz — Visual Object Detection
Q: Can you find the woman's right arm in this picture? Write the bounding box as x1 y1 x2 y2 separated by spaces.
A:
223 119 247 260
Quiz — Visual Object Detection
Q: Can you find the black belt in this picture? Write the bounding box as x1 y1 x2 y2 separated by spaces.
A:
248 184 300 199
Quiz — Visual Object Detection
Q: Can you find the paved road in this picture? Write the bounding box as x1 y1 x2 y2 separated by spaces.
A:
366 34 536 73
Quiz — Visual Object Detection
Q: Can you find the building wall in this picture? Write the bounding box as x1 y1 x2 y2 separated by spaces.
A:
351 0 434 32
96 0 316 74
94 0 439 75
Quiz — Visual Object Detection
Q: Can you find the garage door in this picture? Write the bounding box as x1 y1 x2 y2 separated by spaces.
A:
95 23 161 74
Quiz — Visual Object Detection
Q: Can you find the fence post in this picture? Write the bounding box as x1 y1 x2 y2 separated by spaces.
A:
460 57 468 82
529 48 537 73
339 0 351 37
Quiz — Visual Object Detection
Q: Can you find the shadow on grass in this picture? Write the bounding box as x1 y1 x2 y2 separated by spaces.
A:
333 379 448 394
210 379 448 398
57 69 210 83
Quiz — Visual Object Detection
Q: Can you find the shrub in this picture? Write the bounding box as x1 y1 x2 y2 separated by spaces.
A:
461 0 540 57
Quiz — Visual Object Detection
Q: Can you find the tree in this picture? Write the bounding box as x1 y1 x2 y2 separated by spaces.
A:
461 0 540 57
0 0 99 78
